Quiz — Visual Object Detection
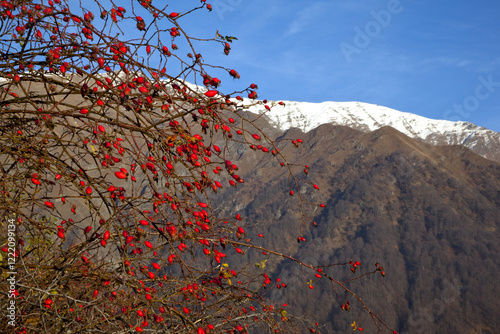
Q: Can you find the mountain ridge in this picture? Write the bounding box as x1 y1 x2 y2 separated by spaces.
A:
244 100 500 162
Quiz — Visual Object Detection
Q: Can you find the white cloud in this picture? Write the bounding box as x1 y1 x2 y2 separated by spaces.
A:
420 57 473 68
284 2 330 37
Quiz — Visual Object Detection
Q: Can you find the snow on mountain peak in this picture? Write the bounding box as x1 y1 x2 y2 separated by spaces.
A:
244 100 500 162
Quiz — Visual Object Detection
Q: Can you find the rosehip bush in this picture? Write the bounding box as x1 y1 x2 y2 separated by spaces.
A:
0 1 396 333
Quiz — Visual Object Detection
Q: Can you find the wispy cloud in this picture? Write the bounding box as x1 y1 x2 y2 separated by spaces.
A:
284 2 329 37
474 57 500 73
420 57 473 68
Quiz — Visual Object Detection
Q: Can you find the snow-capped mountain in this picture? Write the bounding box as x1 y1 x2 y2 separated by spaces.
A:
246 101 500 162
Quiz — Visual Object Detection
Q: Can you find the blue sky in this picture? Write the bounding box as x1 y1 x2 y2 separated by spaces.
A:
178 0 500 132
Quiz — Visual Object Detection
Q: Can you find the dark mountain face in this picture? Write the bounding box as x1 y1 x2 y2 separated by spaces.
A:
213 116 500 333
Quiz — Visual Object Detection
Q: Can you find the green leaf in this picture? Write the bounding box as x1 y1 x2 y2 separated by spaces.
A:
254 259 267 269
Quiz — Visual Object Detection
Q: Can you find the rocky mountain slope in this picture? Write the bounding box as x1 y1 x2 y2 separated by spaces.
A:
213 110 500 333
